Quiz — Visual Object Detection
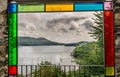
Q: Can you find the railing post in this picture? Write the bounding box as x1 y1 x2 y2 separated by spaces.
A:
26 65 27 77
64 65 66 77
79 66 80 77
49 65 51 77
88 66 90 77
35 65 37 77
84 66 85 77
69 65 71 77
74 65 76 77
40 65 41 77
21 65 23 76
31 65 32 77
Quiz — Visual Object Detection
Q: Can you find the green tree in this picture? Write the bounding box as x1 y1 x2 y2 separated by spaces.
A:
73 42 103 65
90 12 104 65
72 12 104 76
31 61 64 77
73 12 104 65
90 12 103 42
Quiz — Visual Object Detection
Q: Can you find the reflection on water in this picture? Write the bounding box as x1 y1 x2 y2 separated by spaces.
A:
18 46 78 65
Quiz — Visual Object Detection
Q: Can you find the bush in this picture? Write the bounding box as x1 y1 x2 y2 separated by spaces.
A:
73 42 104 65
31 61 64 77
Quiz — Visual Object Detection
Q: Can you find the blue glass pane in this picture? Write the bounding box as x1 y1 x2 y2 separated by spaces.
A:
75 2 103 11
8 4 17 13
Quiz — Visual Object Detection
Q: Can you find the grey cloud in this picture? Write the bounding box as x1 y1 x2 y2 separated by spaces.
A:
18 12 97 43
18 22 27 30
48 17 87 24
28 26 36 31
69 27 75 30
45 16 88 32
69 25 77 30
82 20 93 31
60 28 68 33
19 23 26 27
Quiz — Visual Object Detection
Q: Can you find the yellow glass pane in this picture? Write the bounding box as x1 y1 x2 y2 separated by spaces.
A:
46 4 73 11
106 67 114 76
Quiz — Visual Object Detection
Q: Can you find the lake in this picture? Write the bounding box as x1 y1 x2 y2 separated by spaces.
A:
18 46 78 65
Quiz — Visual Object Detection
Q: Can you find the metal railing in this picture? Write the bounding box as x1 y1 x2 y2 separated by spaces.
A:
18 65 104 77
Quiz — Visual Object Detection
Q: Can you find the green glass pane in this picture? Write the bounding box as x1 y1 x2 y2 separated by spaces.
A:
8 13 17 65
9 48 17 65
18 4 44 12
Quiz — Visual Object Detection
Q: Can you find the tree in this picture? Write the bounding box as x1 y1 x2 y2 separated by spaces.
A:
31 61 64 77
90 12 104 65
90 12 103 41
73 12 104 65
73 42 103 65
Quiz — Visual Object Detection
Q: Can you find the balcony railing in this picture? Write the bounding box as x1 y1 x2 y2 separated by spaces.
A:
18 65 104 77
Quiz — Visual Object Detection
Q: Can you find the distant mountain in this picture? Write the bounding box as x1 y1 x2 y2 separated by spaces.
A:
64 41 88 46
18 37 89 46
18 37 63 46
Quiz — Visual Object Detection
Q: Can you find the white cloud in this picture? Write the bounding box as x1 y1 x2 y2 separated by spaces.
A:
18 12 102 43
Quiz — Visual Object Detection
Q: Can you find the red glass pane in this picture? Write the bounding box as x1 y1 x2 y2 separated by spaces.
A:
8 66 17 75
104 11 114 66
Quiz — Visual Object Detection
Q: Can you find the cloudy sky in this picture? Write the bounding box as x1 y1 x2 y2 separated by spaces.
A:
18 12 100 43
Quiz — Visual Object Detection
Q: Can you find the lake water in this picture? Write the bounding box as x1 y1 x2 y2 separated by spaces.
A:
18 46 77 65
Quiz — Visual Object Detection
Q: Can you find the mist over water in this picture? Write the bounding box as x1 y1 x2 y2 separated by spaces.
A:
18 46 77 65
